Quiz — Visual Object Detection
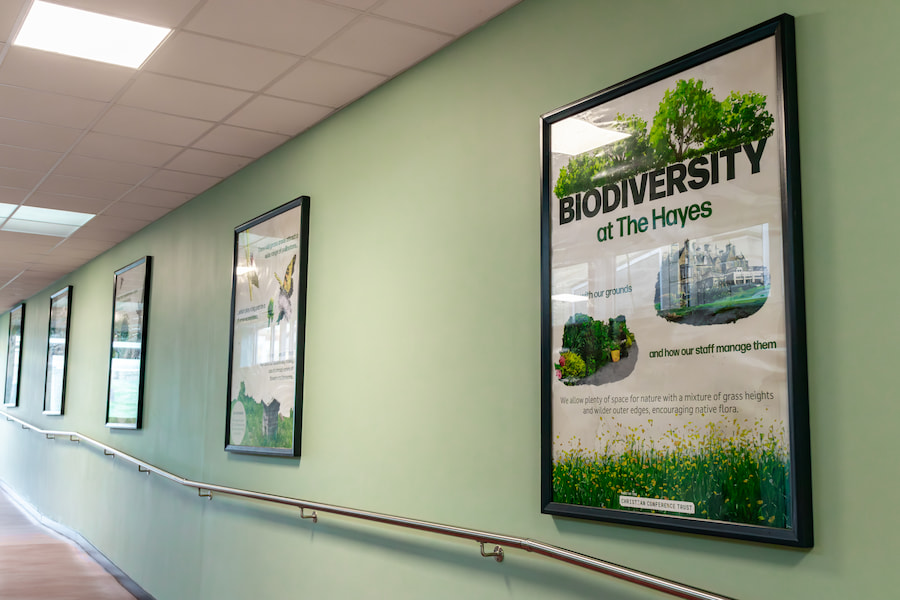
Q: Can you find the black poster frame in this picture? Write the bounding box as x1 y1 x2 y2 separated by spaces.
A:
106 257 152 430
225 196 310 457
43 286 72 416
3 303 25 408
540 15 811 547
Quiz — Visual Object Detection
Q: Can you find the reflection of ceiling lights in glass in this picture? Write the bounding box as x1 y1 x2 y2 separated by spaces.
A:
551 293 588 303
13 1 171 68
551 118 631 156
0 204 95 237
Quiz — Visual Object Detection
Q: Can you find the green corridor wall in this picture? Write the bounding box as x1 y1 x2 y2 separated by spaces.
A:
1 0 898 598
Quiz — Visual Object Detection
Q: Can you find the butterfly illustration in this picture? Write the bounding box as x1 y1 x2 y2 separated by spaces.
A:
273 255 296 323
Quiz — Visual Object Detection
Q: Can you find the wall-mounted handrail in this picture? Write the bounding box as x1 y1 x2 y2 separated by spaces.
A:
1 411 735 600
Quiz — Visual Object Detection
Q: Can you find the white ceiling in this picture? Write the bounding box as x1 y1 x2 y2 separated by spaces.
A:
0 0 521 313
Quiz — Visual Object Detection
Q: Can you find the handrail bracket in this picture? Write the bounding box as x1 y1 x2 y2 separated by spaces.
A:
300 507 317 523
480 542 504 563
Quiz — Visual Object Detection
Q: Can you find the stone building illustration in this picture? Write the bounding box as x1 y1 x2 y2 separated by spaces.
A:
262 398 280 439
658 238 768 310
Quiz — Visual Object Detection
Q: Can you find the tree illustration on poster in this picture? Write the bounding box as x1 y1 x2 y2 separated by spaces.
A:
540 15 812 546
225 196 310 457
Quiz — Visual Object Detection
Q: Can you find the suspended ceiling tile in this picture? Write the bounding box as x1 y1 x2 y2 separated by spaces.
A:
143 169 220 194
120 186 192 209
0 230 59 252
0 118 82 153
193 125 289 157
327 0 379 9
0 253 44 266
0 46 134 102
102 200 172 221
75 132 182 167
373 0 520 35
26 192 112 214
34 252 91 270
84 214 152 233
0 2 26 43
267 60 386 107
119 73 254 121
19 262 70 278
0 144 61 172
50 0 200 28
53 236 117 255
93 106 213 146
0 84 106 129
165 148 252 178
0 294 26 311
67 223 134 244
0 299 23 314
0 166 43 190
145 32 299 91
226 96 332 136
38 174 133 201
0 187 28 204
0 267 24 282
186 0 357 56
8 270 59 289
0 256 26 269
54 155 156 185
314 17 452 76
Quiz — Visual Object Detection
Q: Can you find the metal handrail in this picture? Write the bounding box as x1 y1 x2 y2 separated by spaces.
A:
1 410 735 600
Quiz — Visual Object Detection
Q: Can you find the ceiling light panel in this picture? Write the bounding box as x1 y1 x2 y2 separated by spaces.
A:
2 219 81 237
14 1 171 68
14 205 94 226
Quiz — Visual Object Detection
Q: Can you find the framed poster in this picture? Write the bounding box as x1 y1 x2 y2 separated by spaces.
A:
106 257 151 429
225 196 310 456
540 15 811 546
3 303 25 408
43 286 72 415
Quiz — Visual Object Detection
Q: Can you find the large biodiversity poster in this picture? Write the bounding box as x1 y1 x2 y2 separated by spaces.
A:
225 197 310 457
540 16 811 546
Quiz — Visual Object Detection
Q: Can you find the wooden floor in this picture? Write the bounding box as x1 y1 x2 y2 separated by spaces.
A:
0 487 143 600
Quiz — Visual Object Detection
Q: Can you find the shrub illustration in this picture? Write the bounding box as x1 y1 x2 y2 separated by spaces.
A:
556 313 635 384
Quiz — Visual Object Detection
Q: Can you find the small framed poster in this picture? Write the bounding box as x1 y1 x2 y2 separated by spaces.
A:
225 196 310 456
3 303 25 408
540 15 811 546
44 286 72 415
106 257 151 429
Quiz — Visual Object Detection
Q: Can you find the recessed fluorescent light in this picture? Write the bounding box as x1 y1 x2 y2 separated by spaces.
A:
0 203 17 218
551 118 631 156
13 205 94 226
13 1 170 68
2 219 81 237
1 205 94 237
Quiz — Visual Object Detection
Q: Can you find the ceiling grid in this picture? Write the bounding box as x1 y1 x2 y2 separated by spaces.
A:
0 0 521 311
